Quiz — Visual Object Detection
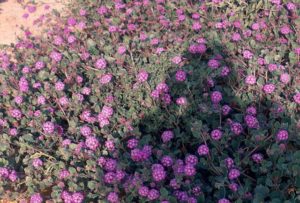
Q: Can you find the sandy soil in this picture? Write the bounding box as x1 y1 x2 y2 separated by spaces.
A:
0 0 67 45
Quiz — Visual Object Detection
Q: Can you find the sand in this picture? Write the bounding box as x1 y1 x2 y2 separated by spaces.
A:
0 0 67 45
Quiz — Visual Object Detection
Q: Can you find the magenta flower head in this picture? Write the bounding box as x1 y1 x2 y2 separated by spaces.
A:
147 189 160 200
171 56 182 65
280 25 292 35
79 9 87 16
228 168 240 180
67 17 77 26
276 129 288 141
185 154 198 165
32 158 43 168
138 186 149 197
162 94 172 105
72 192 84 203
118 46 127 55
175 70 187 81
222 105 231 116
10 109 22 119
80 125 92 137
42 121 55 134
246 106 257 115
127 138 138 149
59 169 70 179
192 22 202 30
245 75 256 85
229 183 239 192
35 61 45 70
9 170 18 182
151 164 166 181
208 59 220 69
97 5 108 15
107 192 119 203
99 74 113 84
105 140 115 151
156 82 169 93
244 115 259 129
19 76 29 92
85 136 100 151
161 130 174 143
151 89 160 99
50 51 62 62
137 70 149 83
218 198 231 203
197 144 209 155
252 153 263 163
230 122 243 135
30 193 43 203
161 156 173 167
176 97 187 106
211 91 222 104
232 32 241 42
95 58 107 69
294 93 300 104
294 48 300 56
280 73 290 84
61 191 72 202
67 35 76 44
263 84 275 94
0 167 9 178
210 129 223 140
184 164 196 176
9 128 18 136
189 44 198 54
243 50 253 59
55 81 65 91
221 66 230 77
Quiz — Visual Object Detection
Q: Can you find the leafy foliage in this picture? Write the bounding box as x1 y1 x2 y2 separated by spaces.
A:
0 0 299 202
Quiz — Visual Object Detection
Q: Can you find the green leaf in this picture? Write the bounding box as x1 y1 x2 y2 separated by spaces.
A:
254 185 269 202
160 187 169 198
88 181 96 190
191 120 202 138
87 39 96 49
69 167 77 175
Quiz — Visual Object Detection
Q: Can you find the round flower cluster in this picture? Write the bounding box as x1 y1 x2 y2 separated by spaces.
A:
263 84 276 94
0 167 18 182
85 136 100 151
245 75 256 85
228 168 241 180
210 129 223 140
197 144 209 156
151 164 166 181
80 125 92 137
252 153 263 163
61 191 84 203
137 70 149 83
30 193 43 203
175 70 187 82
276 130 288 141
161 130 174 143
32 158 43 168
211 91 223 104
131 145 152 162
42 121 55 134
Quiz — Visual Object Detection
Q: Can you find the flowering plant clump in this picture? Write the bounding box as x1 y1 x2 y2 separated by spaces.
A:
0 0 300 202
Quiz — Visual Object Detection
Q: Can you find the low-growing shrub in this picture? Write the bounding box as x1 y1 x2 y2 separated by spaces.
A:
0 0 299 202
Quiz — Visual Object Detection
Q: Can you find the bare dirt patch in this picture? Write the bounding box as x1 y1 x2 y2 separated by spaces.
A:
0 0 67 45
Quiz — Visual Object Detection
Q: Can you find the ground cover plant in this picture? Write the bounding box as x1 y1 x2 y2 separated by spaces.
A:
0 0 300 202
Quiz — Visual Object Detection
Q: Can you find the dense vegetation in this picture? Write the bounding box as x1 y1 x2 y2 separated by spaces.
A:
0 0 299 202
